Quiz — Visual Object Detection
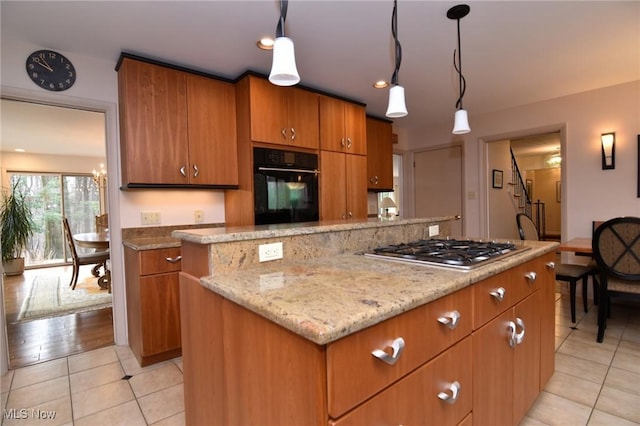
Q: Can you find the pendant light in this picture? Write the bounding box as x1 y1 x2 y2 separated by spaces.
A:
447 4 470 134
269 0 300 86
385 0 408 118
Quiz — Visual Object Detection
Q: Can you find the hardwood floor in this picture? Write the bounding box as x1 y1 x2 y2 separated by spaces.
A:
3 265 114 369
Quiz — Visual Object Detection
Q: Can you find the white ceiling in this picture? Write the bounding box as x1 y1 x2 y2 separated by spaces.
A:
1 1 638 157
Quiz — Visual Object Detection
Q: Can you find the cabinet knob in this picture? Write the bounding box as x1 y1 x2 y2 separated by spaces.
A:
525 272 537 283
546 261 556 270
281 128 287 139
165 256 182 263
179 166 187 177
193 164 199 178
372 337 405 365
370 176 379 185
437 310 461 329
489 287 506 302
290 128 296 140
346 137 352 149
348 211 353 218
437 381 461 404
340 138 346 147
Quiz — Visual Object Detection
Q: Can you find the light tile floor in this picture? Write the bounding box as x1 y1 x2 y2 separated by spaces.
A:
1 292 638 425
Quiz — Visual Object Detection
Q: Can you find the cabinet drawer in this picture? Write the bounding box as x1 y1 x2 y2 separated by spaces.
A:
139 247 182 275
330 336 472 426
327 286 472 418
472 260 541 329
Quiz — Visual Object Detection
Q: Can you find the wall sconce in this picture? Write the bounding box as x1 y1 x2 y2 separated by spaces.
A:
601 132 615 170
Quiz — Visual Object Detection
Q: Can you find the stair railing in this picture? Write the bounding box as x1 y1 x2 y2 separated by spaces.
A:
509 149 532 218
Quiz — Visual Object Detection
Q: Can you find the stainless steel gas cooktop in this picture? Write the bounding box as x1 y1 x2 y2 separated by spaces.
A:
364 238 530 270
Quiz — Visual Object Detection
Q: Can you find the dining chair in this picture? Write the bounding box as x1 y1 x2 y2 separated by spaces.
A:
62 217 110 290
592 216 640 342
95 213 109 233
516 213 594 322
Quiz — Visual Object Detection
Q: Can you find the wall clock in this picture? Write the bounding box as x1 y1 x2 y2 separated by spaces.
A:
25 50 76 91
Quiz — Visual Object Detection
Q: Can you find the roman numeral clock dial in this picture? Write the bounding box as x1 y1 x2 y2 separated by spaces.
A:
26 50 76 91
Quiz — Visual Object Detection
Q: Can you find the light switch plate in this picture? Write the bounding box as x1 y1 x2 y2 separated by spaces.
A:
428 224 439 237
141 212 161 225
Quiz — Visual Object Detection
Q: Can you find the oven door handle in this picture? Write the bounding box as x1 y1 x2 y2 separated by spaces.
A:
257 167 320 175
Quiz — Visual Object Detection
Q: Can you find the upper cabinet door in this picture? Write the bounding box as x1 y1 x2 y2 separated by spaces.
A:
118 58 189 185
344 102 367 155
186 75 239 186
249 76 289 145
286 87 319 149
249 76 319 149
319 96 366 155
366 118 393 191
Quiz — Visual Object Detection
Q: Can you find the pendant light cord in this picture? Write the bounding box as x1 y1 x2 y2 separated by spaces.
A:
276 0 288 38
390 0 402 86
453 18 466 109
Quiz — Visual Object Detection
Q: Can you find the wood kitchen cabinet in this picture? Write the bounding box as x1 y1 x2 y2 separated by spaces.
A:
117 55 238 187
124 246 182 366
320 150 367 221
245 74 319 149
472 253 554 425
179 244 555 425
319 96 367 155
366 116 393 191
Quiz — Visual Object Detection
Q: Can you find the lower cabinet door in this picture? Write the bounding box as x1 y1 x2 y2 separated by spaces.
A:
330 337 472 426
140 272 181 356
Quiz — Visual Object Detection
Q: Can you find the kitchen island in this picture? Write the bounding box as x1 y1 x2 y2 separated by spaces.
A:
173 217 558 425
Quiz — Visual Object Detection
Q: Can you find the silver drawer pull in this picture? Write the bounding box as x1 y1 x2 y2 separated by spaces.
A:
193 164 199 177
546 261 556 270
508 318 526 348
179 166 187 177
340 137 345 147
489 287 506 302
438 381 461 404
346 137 352 149
514 317 525 345
372 337 405 365
508 320 517 348
438 311 461 329
291 127 296 140
525 271 537 282
165 256 182 263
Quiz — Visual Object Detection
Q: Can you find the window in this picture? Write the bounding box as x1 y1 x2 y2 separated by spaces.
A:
8 173 100 268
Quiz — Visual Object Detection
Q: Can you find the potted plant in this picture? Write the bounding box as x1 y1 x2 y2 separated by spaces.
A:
1 180 35 275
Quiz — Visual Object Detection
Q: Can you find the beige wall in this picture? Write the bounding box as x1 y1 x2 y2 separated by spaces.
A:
405 80 640 241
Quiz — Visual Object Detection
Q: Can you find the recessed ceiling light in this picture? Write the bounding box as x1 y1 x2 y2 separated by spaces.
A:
257 37 275 50
373 80 389 89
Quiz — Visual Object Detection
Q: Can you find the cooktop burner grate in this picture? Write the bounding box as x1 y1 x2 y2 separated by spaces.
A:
364 238 529 270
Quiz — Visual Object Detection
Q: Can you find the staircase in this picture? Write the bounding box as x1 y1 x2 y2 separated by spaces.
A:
510 149 546 239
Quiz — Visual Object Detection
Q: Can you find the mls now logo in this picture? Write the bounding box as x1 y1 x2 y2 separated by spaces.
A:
3 409 28 420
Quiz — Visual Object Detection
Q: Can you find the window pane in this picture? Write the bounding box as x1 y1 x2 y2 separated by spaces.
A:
63 175 100 255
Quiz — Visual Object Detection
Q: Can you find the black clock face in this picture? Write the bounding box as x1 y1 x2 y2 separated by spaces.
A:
26 50 76 91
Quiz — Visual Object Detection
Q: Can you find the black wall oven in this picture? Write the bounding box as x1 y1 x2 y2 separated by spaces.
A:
254 147 319 225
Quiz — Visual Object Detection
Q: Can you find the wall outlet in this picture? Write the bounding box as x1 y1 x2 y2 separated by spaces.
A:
428 224 440 237
194 209 204 223
259 242 283 262
141 211 161 225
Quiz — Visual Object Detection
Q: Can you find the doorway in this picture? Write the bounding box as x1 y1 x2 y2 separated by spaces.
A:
486 131 562 240
1 99 114 368
414 145 464 237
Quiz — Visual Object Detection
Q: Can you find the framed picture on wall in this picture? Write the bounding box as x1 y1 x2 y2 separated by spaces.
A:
492 169 503 189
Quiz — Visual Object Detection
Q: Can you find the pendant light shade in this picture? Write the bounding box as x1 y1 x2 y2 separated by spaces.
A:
269 37 300 86
448 4 470 134
386 85 408 118
386 0 407 118
269 0 300 86
452 109 470 134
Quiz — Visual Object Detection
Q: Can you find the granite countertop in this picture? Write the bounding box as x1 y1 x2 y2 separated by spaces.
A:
123 236 181 251
200 240 557 345
172 216 457 245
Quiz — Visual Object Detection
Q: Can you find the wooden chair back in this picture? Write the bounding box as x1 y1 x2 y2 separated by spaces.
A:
95 214 108 233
